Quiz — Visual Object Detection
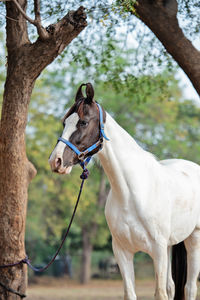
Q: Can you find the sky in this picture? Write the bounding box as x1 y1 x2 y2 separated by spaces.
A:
178 70 199 103
114 9 200 103
177 13 200 102
177 36 200 102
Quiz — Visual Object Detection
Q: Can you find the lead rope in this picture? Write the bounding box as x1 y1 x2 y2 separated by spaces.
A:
0 167 89 297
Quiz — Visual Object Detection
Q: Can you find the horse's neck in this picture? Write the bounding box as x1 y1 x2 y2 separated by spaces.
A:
98 113 157 199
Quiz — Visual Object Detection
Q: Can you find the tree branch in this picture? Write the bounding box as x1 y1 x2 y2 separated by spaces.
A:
21 6 87 81
12 0 36 25
6 5 87 79
34 0 41 23
129 0 200 96
6 0 30 50
12 0 49 40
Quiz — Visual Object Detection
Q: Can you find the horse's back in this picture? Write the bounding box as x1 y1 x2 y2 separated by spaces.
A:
160 158 200 170
160 158 200 187
160 158 200 199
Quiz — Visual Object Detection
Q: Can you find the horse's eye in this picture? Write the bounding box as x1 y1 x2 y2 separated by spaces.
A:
79 120 88 127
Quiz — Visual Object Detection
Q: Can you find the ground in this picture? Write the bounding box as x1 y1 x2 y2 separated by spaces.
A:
27 277 200 300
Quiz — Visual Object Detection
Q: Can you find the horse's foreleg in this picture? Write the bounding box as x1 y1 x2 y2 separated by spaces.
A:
112 238 136 300
184 228 200 300
152 244 168 300
167 246 175 300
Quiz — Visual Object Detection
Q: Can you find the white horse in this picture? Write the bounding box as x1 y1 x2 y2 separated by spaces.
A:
49 83 200 300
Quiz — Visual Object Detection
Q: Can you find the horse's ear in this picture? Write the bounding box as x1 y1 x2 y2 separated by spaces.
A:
75 84 86 102
85 83 94 103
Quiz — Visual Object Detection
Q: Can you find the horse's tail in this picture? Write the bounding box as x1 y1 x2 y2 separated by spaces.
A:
172 241 187 300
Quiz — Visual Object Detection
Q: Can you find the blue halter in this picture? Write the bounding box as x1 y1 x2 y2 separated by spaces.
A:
58 103 109 169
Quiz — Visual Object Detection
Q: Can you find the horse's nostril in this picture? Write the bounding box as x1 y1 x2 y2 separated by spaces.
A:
55 157 62 169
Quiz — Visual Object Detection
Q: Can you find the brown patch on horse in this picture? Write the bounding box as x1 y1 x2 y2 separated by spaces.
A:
62 103 76 124
62 83 95 124
77 101 85 119
62 100 83 124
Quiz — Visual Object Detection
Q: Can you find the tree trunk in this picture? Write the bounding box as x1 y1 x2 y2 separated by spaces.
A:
0 1 87 298
0 77 36 299
131 0 200 96
80 167 108 284
80 226 93 284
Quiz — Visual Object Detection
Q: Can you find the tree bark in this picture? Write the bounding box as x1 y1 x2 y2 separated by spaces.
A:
129 0 200 96
0 1 87 298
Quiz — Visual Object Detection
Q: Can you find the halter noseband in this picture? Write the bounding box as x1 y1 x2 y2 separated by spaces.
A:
58 103 109 169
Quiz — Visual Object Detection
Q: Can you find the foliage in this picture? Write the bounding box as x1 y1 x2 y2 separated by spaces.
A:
95 76 200 164
178 0 200 36
0 0 199 88
56 39 180 106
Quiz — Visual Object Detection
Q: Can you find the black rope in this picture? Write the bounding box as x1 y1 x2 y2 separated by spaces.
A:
0 258 28 269
25 168 89 272
0 281 26 298
0 168 89 273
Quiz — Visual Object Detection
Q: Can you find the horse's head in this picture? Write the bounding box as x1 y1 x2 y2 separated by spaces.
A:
49 83 107 174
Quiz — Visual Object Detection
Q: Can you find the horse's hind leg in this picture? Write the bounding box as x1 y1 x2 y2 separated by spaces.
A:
112 238 136 300
184 228 200 300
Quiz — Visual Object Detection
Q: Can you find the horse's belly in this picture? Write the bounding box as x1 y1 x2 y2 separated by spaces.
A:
169 200 200 244
160 159 200 244
170 181 200 243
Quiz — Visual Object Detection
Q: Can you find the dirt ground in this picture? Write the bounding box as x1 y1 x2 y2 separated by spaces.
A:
27 277 153 300
27 277 200 300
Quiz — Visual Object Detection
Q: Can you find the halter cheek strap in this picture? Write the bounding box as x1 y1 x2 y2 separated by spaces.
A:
58 103 109 169
97 103 109 141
